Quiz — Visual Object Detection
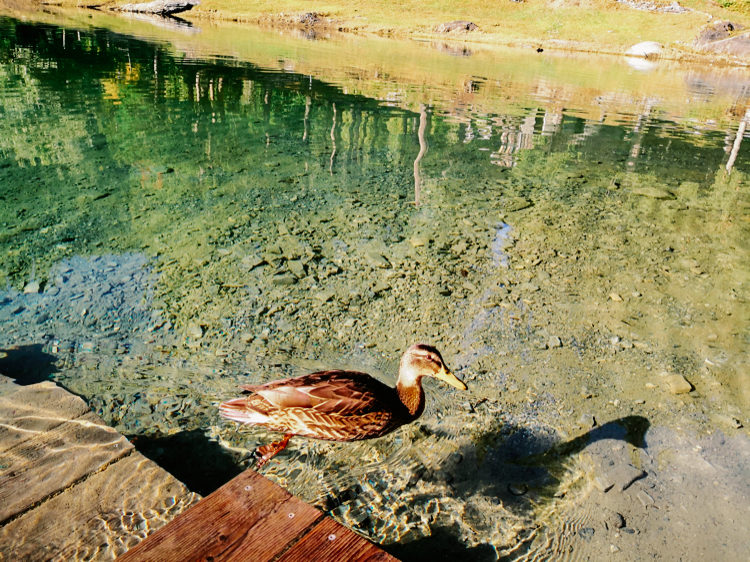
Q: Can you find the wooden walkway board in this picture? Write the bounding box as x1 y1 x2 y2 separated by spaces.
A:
0 379 397 561
0 410 132 522
0 380 90 452
0 450 199 559
120 467 399 562
0 381 200 560
278 517 395 562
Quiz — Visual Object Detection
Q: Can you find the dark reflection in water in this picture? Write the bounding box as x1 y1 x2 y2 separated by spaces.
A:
1 15 745 290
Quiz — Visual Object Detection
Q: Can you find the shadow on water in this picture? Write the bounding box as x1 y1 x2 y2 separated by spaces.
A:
128 429 243 496
388 528 498 561
386 416 650 561
521 415 650 465
0 344 58 386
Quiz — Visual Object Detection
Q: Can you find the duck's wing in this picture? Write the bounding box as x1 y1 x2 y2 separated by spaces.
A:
240 371 392 416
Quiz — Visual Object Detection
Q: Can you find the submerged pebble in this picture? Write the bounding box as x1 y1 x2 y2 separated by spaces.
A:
663 374 692 395
578 527 595 541
187 323 204 339
23 281 40 294
578 413 597 428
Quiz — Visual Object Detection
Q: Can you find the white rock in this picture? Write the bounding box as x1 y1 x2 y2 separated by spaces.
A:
626 41 663 58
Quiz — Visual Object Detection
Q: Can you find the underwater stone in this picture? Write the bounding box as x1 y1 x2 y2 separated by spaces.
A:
636 490 655 507
605 511 626 529
241 254 266 269
365 251 391 269
287 260 306 278
271 273 297 286
631 187 675 199
612 464 647 492
578 527 595 541
23 281 40 294
711 414 742 429
503 197 532 212
578 413 596 428
664 374 692 394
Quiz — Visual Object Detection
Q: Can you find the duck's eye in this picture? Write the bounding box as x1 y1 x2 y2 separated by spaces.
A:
413 353 432 364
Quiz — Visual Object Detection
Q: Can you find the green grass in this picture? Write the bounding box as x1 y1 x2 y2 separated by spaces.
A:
40 0 750 56
185 0 749 50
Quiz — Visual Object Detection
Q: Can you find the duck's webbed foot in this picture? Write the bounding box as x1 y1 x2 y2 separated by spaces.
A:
253 433 292 469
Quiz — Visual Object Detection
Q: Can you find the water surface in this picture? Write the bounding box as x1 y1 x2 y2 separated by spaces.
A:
0 11 748 560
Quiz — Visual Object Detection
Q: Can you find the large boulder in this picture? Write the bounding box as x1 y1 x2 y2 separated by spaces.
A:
694 20 743 46
117 0 199 15
694 21 750 59
435 21 478 32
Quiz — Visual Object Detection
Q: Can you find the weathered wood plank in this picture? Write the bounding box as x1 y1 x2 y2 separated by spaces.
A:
119 469 324 561
0 374 20 396
0 381 90 452
0 411 133 523
0 451 199 560
277 517 398 562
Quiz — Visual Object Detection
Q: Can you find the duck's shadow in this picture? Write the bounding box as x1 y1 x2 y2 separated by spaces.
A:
385 415 649 561
457 414 648 507
129 429 243 496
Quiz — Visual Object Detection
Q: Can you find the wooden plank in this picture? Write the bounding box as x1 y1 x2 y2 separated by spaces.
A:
0 410 133 523
277 517 398 562
119 469 325 562
0 451 200 560
0 374 20 396
0 381 90 452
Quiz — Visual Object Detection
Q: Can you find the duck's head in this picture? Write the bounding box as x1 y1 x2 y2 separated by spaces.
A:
398 344 467 390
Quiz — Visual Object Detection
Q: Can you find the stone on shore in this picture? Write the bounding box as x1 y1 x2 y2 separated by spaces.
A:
117 0 199 15
625 41 662 58
436 21 478 32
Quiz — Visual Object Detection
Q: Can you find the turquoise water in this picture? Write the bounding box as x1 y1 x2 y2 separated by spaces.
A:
0 15 748 560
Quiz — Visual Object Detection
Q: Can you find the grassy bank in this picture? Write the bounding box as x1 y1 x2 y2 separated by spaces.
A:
39 0 750 61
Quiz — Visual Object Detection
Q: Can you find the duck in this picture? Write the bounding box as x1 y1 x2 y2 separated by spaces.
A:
219 344 467 467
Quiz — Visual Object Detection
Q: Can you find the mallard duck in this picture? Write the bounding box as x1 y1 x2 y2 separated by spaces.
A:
219 344 466 467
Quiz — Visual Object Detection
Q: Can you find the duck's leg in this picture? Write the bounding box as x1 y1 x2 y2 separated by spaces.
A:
254 433 292 469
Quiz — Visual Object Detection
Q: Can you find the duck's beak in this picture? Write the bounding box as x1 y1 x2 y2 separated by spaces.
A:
434 365 468 390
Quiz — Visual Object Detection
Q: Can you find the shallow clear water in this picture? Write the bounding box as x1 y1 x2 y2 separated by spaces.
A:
0 12 748 560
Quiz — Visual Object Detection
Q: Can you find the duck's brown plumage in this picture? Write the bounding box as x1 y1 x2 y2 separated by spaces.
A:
219 344 467 463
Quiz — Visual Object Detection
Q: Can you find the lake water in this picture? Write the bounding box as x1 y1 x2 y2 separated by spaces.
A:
0 10 748 560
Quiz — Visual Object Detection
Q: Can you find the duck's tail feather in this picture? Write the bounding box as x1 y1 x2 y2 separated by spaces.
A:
219 397 269 425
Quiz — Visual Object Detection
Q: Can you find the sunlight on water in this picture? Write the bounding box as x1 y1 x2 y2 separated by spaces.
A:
0 12 748 560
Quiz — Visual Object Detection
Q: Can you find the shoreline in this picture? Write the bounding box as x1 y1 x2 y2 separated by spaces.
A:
37 0 750 67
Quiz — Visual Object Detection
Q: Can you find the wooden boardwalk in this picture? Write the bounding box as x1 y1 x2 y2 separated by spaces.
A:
0 379 200 559
120 468 397 562
0 378 397 561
